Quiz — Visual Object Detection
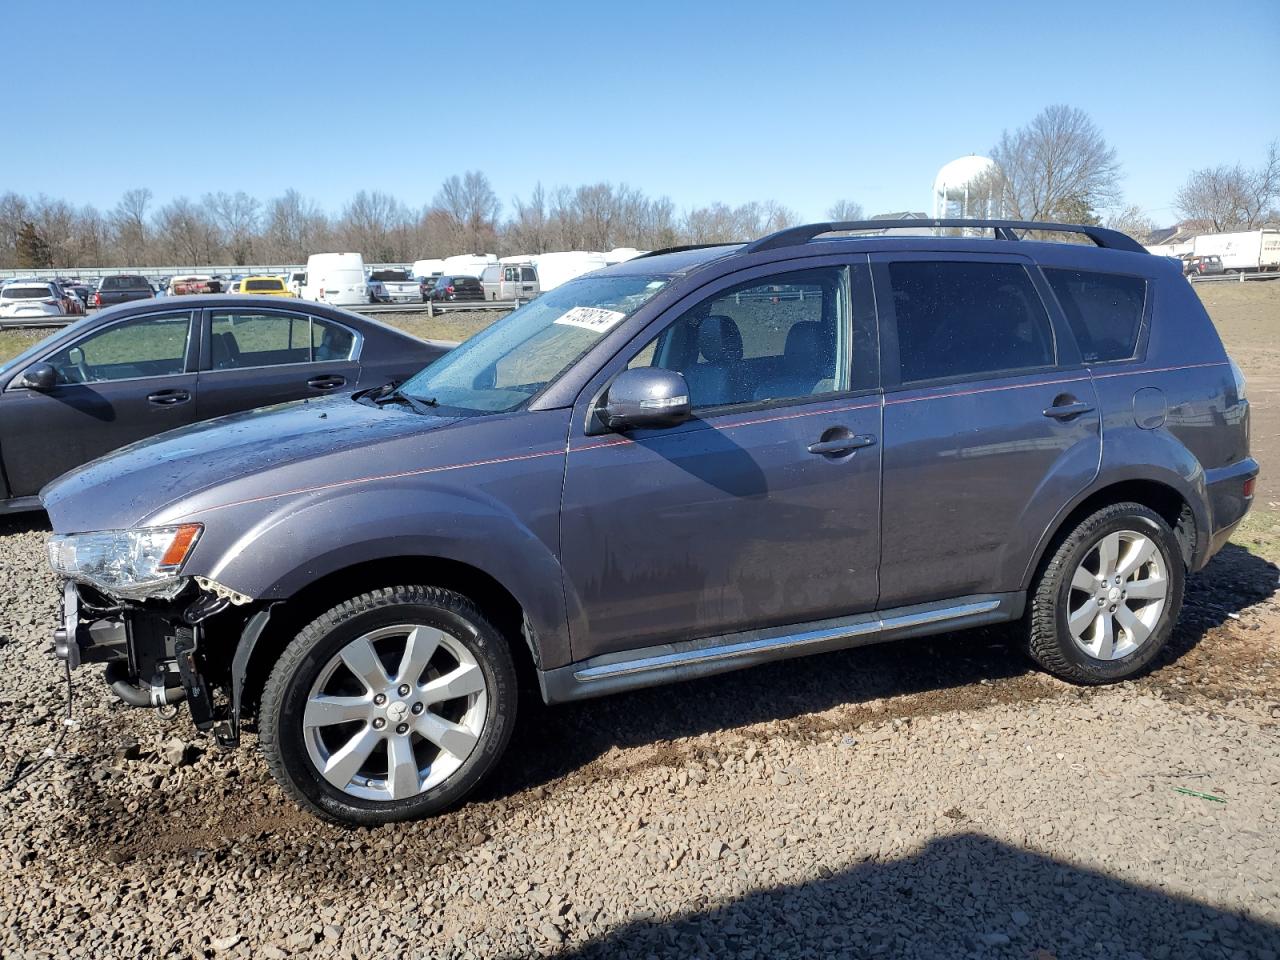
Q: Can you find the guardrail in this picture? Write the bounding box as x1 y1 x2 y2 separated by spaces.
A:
1188 272 1280 283
0 298 520 332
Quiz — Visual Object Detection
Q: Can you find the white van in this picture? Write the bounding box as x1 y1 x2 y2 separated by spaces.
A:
411 259 447 281
480 262 540 300
441 254 497 279
301 253 366 306
531 251 608 291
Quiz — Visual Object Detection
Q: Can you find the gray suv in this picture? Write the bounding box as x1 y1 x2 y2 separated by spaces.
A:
44 219 1257 825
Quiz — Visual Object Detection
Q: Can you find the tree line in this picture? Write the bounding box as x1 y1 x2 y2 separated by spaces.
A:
3 106 1276 270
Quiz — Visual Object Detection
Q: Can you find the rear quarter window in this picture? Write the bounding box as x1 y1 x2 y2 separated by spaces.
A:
1043 269 1146 363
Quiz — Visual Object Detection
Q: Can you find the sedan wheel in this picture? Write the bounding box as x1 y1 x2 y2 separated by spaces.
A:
260 586 517 825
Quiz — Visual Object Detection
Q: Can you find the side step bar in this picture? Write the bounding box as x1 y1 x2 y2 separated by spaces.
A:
538 593 1021 704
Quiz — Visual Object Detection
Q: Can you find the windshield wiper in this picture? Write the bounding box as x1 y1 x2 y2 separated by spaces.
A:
373 387 439 415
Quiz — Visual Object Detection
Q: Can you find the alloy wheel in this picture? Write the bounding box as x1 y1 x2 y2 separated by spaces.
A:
302 623 488 801
1066 530 1169 661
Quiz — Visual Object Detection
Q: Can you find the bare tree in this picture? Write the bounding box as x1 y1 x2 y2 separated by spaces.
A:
1105 204 1157 243
205 191 261 264
1175 142 1280 232
262 189 328 261
434 171 501 253
111 188 153 266
827 199 864 222
153 196 219 266
988 105 1120 222
338 190 409 262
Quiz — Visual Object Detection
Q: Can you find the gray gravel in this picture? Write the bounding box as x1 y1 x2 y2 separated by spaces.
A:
2 512 1278 959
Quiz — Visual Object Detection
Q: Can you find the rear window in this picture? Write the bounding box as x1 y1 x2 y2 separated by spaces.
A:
888 261 1055 384
2 286 52 300
456 277 481 288
1044 269 1146 363
101 275 149 290
370 270 410 282
244 278 284 292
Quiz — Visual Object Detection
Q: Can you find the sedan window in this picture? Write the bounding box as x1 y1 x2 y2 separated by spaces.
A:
210 312 311 369
46 312 192 384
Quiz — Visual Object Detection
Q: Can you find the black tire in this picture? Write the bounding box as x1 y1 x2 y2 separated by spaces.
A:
1025 502 1184 684
259 585 517 825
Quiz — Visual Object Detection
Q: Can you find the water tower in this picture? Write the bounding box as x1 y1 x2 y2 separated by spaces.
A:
932 156 1001 221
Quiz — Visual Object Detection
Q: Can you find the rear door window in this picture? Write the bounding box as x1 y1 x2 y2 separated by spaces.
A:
886 261 1055 384
210 311 312 369
1043 269 1146 363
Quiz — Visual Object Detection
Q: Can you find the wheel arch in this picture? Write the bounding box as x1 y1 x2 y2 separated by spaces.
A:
1021 476 1198 592
235 554 541 721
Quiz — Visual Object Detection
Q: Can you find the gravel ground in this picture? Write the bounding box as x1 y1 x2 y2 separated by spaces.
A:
3 289 1280 958
2 511 1278 959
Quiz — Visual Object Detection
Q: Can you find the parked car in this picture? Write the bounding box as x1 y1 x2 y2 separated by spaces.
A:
480 262 540 301
301 253 367 306
427 275 485 302
1183 254 1224 277
43 218 1256 826
0 281 67 322
417 276 438 301
287 271 307 298
0 295 450 514
367 269 421 304
93 274 154 308
55 281 87 315
58 279 94 311
239 275 295 297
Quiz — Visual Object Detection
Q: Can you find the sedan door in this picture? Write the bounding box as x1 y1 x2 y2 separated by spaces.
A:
872 253 1101 609
194 307 364 420
0 310 199 497
560 259 883 660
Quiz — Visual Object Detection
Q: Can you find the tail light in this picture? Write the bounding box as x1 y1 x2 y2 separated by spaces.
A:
446 285 455 293
93 291 101 306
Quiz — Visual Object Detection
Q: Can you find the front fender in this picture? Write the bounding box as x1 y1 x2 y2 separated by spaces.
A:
198 480 578 669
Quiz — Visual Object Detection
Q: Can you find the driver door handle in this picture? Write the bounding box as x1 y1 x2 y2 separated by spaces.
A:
147 389 190 406
808 434 877 456
307 374 347 391
1042 400 1095 420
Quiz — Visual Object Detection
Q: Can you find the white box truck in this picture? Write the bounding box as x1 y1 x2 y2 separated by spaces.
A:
1191 230 1280 273
531 251 608 291
301 253 367 305
441 254 498 278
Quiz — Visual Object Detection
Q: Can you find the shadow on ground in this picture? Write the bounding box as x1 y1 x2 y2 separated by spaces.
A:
556 833 1279 959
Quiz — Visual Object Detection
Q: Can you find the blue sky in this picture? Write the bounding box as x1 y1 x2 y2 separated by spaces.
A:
7 0 1278 226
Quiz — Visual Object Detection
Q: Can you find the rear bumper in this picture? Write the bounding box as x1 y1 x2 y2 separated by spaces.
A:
1198 457 1259 569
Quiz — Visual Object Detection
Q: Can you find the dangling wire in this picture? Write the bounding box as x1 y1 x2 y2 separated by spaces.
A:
1 658 74 793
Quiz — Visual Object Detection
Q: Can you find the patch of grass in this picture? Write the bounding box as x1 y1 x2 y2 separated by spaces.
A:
1229 505 1280 566
0 328 48 365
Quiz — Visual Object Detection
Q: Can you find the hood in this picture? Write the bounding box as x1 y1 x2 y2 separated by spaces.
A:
42 394 463 532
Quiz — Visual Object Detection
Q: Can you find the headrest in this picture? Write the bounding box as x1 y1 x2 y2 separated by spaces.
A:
698 314 743 363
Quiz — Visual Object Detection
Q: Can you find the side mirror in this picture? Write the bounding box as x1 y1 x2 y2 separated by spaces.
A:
601 368 692 431
19 362 57 391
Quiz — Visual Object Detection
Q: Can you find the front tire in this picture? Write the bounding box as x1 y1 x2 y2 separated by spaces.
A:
259 586 517 825
1026 503 1184 684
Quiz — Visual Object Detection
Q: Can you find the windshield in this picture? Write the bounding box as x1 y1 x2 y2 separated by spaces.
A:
244 278 284 291
397 273 669 414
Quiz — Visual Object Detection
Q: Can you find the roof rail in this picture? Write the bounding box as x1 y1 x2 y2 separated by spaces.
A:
632 242 746 259
742 219 1148 255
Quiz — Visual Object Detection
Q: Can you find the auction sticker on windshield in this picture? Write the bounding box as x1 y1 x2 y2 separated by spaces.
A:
553 306 627 332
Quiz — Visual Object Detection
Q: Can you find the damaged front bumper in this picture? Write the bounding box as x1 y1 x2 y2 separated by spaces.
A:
52 577 269 749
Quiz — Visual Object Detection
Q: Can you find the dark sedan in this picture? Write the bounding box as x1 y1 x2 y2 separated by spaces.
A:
427 275 485 302
0 295 452 513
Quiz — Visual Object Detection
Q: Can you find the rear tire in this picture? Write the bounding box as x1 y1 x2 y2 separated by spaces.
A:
1025 503 1184 684
259 585 517 825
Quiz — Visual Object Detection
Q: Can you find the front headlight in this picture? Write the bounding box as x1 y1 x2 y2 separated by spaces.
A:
47 524 202 600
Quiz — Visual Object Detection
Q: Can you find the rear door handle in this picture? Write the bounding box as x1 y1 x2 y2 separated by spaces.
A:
1042 400 1095 420
307 375 346 391
808 434 877 456
147 389 190 406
